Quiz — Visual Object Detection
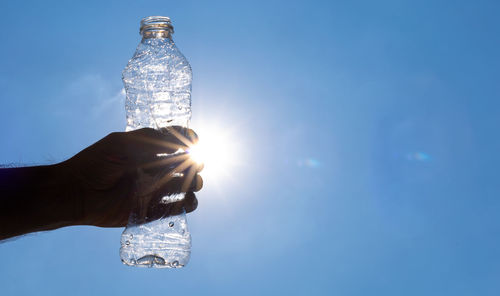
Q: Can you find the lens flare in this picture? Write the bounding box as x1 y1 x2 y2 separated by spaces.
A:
187 126 238 180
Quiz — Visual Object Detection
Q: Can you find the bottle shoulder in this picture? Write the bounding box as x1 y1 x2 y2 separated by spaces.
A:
122 40 192 83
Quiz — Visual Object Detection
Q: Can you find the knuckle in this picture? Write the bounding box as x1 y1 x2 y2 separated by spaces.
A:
197 175 203 188
107 132 122 141
191 197 198 211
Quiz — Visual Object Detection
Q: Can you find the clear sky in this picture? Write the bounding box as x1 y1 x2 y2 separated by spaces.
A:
1 0 499 295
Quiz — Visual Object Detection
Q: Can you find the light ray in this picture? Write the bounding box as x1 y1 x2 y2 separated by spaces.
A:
155 158 196 190
186 121 244 192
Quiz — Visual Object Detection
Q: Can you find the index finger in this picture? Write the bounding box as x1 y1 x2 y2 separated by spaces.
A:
128 126 199 154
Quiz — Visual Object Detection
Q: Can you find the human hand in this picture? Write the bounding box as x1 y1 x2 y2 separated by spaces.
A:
61 126 203 228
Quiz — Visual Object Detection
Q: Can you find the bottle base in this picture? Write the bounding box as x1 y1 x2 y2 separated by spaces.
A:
119 213 191 268
121 254 186 268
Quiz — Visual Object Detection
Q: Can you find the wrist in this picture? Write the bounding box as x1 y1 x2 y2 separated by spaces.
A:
53 161 85 226
0 163 81 240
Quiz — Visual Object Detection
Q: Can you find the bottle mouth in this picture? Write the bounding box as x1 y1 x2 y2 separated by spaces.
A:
140 16 174 36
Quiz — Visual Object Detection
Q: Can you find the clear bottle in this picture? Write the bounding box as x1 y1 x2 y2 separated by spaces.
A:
120 16 193 268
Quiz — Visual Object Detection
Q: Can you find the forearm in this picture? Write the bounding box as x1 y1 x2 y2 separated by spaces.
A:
0 163 78 240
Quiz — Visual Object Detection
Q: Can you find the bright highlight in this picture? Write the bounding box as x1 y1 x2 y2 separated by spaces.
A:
187 126 238 180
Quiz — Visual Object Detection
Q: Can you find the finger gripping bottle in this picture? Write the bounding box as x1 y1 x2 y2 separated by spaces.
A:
120 16 193 268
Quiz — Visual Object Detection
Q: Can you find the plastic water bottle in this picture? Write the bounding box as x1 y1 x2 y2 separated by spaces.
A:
119 16 193 268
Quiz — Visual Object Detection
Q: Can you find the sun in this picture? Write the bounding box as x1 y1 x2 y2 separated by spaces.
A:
186 124 239 181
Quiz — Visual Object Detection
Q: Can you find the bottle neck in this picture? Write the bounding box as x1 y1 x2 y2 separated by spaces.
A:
140 35 174 47
141 29 173 40
140 16 174 40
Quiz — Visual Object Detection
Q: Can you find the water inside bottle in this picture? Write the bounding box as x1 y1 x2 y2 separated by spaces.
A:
120 212 191 268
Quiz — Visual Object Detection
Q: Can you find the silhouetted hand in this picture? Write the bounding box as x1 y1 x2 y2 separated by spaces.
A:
0 126 203 240
61 126 203 228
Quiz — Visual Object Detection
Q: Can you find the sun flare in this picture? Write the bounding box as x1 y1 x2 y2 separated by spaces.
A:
187 126 238 180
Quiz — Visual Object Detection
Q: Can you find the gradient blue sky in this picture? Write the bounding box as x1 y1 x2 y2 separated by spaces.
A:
1 0 500 295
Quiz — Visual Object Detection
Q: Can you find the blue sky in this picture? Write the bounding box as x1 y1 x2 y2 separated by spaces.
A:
1 0 500 295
